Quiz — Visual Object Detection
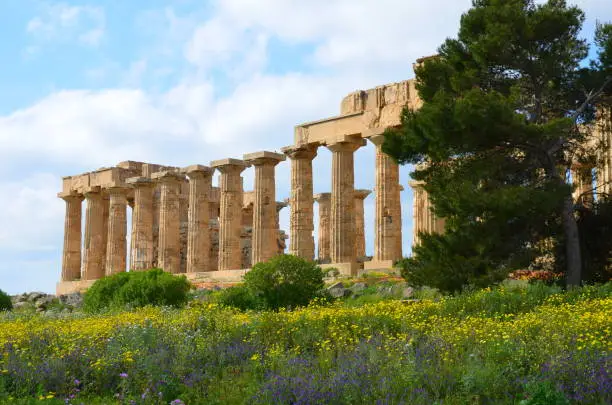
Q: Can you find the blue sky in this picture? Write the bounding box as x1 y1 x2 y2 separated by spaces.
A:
0 0 610 294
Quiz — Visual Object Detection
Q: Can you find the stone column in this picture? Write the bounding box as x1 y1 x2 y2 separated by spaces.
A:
410 181 425 247
105 186 128 276
183 165 213 273
314 193 331 262
366 134 402 269
327 138 365 275
127 177 155 270
211 159 247 271
152 171 184 274
410 180 444 248
244 151 286 264
354 189 371 260
100 194 110 272
59 191 84 281
83 186 105 280
276 201 289 255
281 144 318 260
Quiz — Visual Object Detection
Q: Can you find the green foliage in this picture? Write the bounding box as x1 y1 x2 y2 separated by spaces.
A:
383 0 612 288
519 382 570 405
239 254 327 310
397 233 509 293
83 268 192 313
577 198 612 283
0 289 12 311
218 284 263 311
1 283 610 404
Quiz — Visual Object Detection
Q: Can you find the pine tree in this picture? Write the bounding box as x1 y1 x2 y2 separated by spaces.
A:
384 0 612 288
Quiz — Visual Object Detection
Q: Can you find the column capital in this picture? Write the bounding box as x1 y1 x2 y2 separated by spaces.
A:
83 186 102 196
126 176 155 188
58 191 84 202
243 151 286 166
281 144 318 160
326 137 366 153
276 201 289 211
314 192 331 202
408 180 426 189
368 134 387 146
181 164 214 177
210 158 247 173
354 189 371 200
151 171 185 183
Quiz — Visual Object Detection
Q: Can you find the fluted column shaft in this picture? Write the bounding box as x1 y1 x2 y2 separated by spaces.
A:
212 159 247 270
245 152 285 265
314 193 331 262
354 190 371 259
105 187 128 275
128 177 155 270
153 171 183 274
59 192 83 281
282 145 317 260
184 166 213 273
83 187 105 280
327 140 362 263
371 135 402 262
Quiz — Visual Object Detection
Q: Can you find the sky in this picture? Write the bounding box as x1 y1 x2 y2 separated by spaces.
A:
0 0 610 295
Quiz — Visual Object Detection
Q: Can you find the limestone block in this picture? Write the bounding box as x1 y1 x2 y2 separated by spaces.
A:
340 91 366 115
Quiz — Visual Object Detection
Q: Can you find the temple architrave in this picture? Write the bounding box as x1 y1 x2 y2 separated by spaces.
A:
57 57 612 294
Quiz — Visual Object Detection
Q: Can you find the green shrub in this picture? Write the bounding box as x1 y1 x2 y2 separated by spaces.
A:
397 233 509 293
83 268 192 313
241 255 327 310
519 382 570 405
0 289 12 311
217 284 263 311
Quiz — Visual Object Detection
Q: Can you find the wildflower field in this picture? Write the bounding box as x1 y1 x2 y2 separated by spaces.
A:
0 282 610 404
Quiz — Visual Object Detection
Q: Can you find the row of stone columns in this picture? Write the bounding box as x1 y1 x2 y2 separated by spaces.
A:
314 190 370 263
60 153 286 282
283 134 403 274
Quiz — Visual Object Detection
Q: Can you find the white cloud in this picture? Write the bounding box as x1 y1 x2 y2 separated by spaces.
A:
0 173 63 251
187 0 473 78
26 3 106 47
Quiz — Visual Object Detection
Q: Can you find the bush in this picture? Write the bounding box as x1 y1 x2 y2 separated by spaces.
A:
83 268 192 313
239 255 327 310
0 289 11 311
397 233 509 293
217 284 263 311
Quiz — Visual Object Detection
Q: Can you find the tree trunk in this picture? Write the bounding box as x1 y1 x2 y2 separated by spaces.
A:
561 194 582 286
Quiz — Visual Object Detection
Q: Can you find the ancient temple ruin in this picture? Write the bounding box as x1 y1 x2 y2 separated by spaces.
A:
56 57 612 294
